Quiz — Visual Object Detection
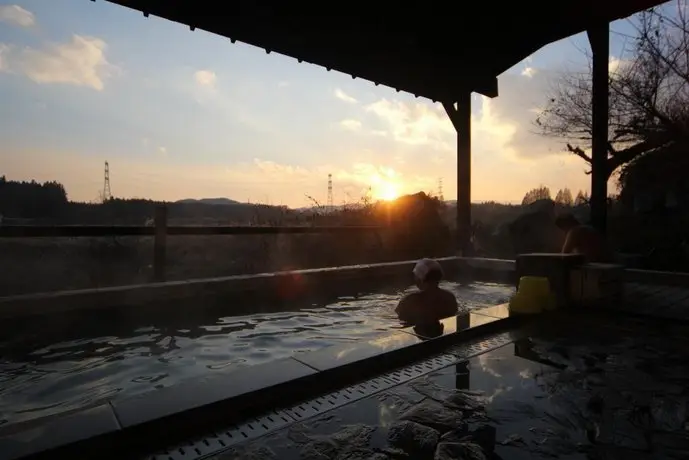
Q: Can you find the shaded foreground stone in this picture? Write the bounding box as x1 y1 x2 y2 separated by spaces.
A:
387 420 439 456
208 314 689 460
399 400 465 433
435 441 487 460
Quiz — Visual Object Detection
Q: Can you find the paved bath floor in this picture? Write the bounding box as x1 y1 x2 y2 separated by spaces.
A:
207 312 689 459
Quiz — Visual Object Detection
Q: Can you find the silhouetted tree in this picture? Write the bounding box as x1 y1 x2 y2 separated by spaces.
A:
521 186 551 205
574 190 590 206
618 142 689 212
554 188 574 206
0 176 68 219
617 142 689 270
536 4 689 180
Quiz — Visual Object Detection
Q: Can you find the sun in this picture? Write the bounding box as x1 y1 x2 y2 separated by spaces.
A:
375 181 400 201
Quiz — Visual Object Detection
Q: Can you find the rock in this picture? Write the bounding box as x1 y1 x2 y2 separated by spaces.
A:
651 395 688 431
378 447 411 458
435 441 487 460
298 424 376 460
441 425 496 454
220 446 276 459
388 420 440 456
410 380 486 412
440 430 470 444
329 424 376 447
468 425 496 453
444 391 486 412
594 411 651 451
336 449 389 460
653 431 689 454
499 434 525 446
399 400 465 433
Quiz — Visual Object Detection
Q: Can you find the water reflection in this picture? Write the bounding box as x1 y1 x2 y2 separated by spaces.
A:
412 321 444 339
455 360 470 390
233 343 564 459
0 281 513 426
513 338 567 370
225 319 689 459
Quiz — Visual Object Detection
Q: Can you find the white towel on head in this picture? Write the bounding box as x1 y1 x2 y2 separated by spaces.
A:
413 258 443 281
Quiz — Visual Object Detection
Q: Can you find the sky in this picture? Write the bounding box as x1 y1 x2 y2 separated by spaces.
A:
0 1 649 207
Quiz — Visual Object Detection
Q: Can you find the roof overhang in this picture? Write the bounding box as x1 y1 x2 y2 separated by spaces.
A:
101 0 668 102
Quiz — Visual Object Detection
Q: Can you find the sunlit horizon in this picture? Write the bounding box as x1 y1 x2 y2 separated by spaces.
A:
0 1 642 208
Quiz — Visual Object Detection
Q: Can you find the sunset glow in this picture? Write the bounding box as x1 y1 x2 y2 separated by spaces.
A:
373 180 400 201
0 0 613 206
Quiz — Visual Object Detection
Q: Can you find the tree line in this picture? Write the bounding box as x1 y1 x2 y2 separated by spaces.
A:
0 175 295 225
0 176 68 219
521 186 589 207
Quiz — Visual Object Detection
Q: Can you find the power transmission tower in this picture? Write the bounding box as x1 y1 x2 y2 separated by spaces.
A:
327 173 334 211
102 161 112 202
438 177 444 202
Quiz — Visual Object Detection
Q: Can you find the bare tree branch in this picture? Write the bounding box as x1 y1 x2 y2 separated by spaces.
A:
566 143 592 163
535 2 689 180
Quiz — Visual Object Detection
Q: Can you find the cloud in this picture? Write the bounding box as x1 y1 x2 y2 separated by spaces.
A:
247 159 436 202
321 61 596 202
140 138 168 157
483 69 568 159
3 145 443 207
252 159 311 178
364 98 454 149
0 5 34 27
339 119 362 131
608 56 631 74
194 69 216 87
334 88 357 103
0 35 116 90
1 33 599 206
521 67 536 78
0 44 8 71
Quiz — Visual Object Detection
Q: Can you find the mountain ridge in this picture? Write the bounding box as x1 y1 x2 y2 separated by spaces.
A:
176 198 241 205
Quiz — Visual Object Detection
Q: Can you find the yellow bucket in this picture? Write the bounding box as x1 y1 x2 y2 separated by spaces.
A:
509 276 556 314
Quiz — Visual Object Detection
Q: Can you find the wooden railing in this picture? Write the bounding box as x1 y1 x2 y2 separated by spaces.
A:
0 206 384 282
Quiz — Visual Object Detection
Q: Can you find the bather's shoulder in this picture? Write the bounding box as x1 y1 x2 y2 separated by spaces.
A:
396 291 423 310
437 288 459 313
438 287 458 302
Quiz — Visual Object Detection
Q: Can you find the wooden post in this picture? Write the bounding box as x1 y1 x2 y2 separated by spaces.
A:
153 204 167 282
443 93 472 256
587 23 610 235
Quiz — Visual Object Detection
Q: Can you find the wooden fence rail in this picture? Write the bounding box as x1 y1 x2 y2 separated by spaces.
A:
0 206 385 282
0 225 384 238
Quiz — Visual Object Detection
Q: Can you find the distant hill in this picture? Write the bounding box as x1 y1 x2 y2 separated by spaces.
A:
176 198 241 205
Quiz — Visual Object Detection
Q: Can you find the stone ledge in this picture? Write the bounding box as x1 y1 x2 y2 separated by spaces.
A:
0 304 519 460
0 404 121 460
0 257 516 319
622 268 689 287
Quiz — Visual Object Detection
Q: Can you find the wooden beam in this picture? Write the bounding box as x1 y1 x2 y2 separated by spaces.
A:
444 94 472 256
153 204 167 282
0 226 384 238
587 23 609 234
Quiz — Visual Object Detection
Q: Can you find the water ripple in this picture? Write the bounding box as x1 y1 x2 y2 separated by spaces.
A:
0 281 514 426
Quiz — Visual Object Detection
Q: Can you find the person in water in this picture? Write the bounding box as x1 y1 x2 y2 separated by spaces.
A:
395 258 459 325
555 213 607 262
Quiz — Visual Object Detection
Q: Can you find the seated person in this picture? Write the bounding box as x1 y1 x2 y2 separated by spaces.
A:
395 258 459 325
555 213 607 262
